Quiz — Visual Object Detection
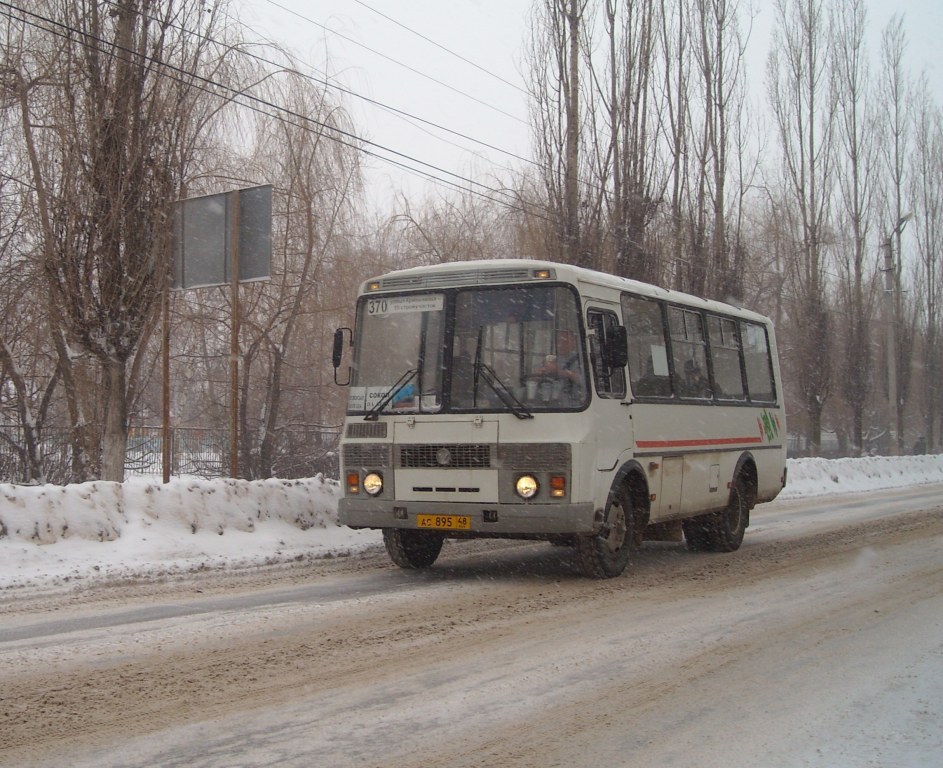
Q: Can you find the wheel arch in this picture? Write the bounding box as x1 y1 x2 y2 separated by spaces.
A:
609 459 651 529
733 452 759 510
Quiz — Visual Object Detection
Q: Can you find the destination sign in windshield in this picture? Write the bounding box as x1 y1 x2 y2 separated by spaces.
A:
366 294 444 316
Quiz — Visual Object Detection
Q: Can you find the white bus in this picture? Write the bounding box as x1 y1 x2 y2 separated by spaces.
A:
333 260 787 578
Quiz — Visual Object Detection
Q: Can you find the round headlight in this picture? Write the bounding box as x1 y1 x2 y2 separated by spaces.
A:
363 472 384 496
515 474 539 499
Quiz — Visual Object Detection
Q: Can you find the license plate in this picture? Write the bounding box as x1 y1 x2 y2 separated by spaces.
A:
416 514 472 531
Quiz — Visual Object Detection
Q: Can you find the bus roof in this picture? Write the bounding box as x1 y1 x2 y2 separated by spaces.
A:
361 259 772 324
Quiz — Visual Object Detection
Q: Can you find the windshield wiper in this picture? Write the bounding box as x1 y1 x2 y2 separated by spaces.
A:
472 328 532 420
363 369 417 421
475 361 534 419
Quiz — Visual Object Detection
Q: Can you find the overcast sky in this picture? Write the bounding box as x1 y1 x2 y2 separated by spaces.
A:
239 0 943 211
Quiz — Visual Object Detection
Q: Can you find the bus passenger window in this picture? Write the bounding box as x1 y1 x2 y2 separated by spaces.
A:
742 321 776 402
669 307 711 399
708 315 746 400
622 294 671 398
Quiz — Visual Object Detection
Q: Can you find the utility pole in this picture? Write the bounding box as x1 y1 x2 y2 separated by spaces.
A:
882 213 913 455
229 189 241 479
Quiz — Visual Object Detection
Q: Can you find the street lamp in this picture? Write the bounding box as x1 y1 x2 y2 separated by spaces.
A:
883 212 914 455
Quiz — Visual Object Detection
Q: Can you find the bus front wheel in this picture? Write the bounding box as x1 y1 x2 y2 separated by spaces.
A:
576 485 636 578
383 528 444 569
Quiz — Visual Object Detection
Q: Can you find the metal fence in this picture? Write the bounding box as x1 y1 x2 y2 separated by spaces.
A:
126 426 228 479
0 425 340 484
0 428 74 485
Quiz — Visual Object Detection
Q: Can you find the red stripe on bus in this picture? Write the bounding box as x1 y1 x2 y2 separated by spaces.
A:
636 436 764 449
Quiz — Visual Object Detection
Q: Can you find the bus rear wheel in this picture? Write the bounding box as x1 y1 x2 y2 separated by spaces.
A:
683 477 749 553
383 528 444 569
576 485 636 578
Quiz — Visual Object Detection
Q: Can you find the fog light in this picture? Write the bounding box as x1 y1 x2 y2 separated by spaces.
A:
363 472 384 496
515 474 539 499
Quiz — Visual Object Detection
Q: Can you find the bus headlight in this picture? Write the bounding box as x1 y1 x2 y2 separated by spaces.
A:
363 472 384 496
515 474 539 499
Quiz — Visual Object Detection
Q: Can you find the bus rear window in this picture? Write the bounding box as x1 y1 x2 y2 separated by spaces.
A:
742 321 776 402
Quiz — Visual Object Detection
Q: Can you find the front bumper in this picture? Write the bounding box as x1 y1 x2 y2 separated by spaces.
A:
339 497 597 536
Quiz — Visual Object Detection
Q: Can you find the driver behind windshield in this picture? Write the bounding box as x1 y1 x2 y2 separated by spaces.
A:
535 329 584 399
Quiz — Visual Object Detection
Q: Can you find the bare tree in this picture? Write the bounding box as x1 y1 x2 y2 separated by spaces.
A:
235 69 363 479
606 0 662 282
766 0 836 455
391 188 517 268
831 0 877 454
9 0 240 480
1 3 96 480
0 163 60 481
910 79 943 452
687 0 750 301
527 0 590 267
658 0 692 291
878 15 914 454
0 193 63 482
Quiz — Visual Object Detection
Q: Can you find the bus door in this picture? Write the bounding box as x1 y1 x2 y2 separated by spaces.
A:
585 307 630 471
658 456 684 517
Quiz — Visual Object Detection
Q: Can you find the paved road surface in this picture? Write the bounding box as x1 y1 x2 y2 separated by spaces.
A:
1 486 941 767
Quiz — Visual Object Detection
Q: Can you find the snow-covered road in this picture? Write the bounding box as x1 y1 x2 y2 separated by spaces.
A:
1 484 941 767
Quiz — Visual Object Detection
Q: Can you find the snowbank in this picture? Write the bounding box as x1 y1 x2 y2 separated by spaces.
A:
780 454 943 499
0 475 378 590
1 456 941 590
0 475 340 545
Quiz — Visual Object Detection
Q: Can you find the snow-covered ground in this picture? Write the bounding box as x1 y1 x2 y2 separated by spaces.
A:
1 455 942 591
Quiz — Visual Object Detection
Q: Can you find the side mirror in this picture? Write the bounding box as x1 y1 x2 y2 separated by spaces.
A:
332 327 352 385
605 326 628 369
332 328 346 368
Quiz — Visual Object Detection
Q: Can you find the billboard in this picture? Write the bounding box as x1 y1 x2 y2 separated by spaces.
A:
172 185 272 289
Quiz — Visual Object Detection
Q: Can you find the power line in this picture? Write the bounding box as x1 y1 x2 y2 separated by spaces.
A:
226 16 539 171
243 2 541 187
347 0 529 96
103 0 542 202
0 0 553 223
261 0 529 126
241 3 601 205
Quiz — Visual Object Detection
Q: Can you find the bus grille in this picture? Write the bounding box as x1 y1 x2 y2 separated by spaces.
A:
398 444 491 469
346 422 387 439
497 443 570 470
392 443 570 470
343 443 392 468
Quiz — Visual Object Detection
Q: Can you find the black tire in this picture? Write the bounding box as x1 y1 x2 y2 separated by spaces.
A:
683 477 749 553
576 485 636 578
681 515 715 551
382 528 444 569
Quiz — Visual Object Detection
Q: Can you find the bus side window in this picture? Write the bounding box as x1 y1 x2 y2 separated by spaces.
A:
621 294 672 398
587 310 626 398
708 315 746 401
669 307 711 399
741 321 776 402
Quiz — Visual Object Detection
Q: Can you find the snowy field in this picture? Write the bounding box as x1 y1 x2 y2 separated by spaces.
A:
1 455 942 591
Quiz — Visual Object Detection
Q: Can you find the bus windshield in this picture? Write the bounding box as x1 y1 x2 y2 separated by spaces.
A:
348 284 587 416
349 293 447 414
